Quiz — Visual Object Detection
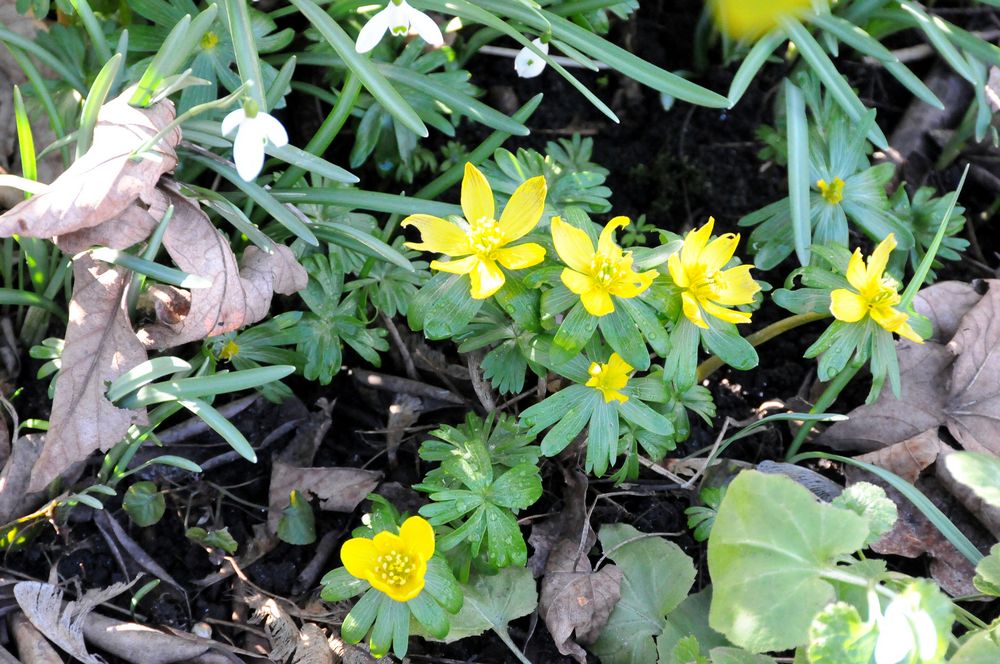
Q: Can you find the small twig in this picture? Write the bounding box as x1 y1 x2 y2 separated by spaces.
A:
351 368 465 404
637 456 687 484
293 530 341 595
380 313 418 381
594 531 682 569
466 349 496 412
199 418 300 472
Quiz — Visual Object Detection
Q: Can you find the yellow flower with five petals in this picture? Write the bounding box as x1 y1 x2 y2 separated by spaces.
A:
340 515 435 603
402 163 547 299
709 0 816 40
551 216 658 317
586 353 632 403
829 234 922 343
668 217 760 329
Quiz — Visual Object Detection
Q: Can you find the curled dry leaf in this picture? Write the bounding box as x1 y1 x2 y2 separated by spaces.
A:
9 611 61 664
248 595 298 663
0 434 43 524
138 191 307 349
294 623 333 664
267 462 381 534
816 341 953 453
84 612 243 664
854 429 954 484
539 468 622 663
0 90 179 239
29 255 147 492
55 188 169 254
913 280 985 342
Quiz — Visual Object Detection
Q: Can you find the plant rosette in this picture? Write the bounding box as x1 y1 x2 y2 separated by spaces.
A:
520 352 675 476
321 514 463 658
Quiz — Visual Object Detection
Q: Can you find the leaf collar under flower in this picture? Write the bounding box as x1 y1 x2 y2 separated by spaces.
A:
401 163 547 299
341 516 435 602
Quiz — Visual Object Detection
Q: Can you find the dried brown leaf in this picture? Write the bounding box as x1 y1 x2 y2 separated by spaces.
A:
84 612 242 664
248 595 298 662
539 469 622 663
816 341 952 452
0 91 179 239
9 611 62 664
0 434 43 523
294 624 333 664
854 429 954 484
945 282 1000 454
267 461 381 534
55 188 168 254
29 255 147 492
913 280 985 342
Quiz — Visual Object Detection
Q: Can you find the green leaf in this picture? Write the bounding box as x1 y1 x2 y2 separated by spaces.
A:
974 543 1000 597
700 323 757 371
487 463 542 510
591 524 696 664
599 306 650 371
784 79 811 267
483 504 527 568
343 590 383 645
656 589 728 660
278 489 316 545
77 54 122 158
551 301 599 366
122 481 165 527
424 556 464 614
321 567 369 602
944 451 1000 508
709 647 777 664
408 272 483 340
950 631 1000 663
186 526 238 554
290 0 427 137
408 590 449 639
728 30 785 107
707 471 868 653
830 482 897 547
805 602 876 664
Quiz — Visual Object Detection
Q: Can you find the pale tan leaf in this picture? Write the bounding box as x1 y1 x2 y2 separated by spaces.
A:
0 90 179 238
29 255 147 492
83 612 242 664
293 624 333 664
9 611 62 664
913 280 985 342
238 244 309 323
267 461 381 534
816 341 952 453
0 434 43 523
248 595 298 663
854 429 954 484
945 283 1000 455
55 188 169 254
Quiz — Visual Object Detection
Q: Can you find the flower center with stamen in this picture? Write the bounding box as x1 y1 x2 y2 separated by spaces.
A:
374 549 415 587
817 177 845 205
591 252 626 287
466 217 505 259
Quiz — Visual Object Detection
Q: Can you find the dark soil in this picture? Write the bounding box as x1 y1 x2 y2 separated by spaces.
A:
5 1 1000 663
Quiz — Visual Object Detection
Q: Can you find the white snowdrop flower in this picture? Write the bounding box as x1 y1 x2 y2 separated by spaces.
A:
874 592 938 664
515 39 549 79
355 0 443 54
221 104 288 182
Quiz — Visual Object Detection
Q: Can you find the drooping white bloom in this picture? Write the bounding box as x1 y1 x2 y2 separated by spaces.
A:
514 39 549 79
874 592 938 664
221 107 288 182
355 0 443 54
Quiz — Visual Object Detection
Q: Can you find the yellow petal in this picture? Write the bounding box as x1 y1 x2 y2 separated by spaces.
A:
870 304 909 336
699 233 740 274
606 352 633 376
461 162 494 223
608 268 657 299
845 249 867 291
894 320 924 344
402 214 469 256
598 216 630 255
830 289 868 323
710 0 814 40
681 291 708 329
430 255 479 275
551 216 595 273
399 516 435 561
682 217 715 265
372 530 404 554
496 243 545 270
341 536 378 580
714 264 760 305
702 299 753 325
469 258 505 299
581 288 615 317
667 253 689 288
561 268 597 295
866 233 896 283
499 176 547 242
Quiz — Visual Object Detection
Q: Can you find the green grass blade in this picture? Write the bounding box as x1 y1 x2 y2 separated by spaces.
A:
12 86 36 188
107 357 192 403
265 143 358 184
784 79 811 267
312 222 414 272
268 187 461 218
222 0 267 109
290 0 428 137
178 397 257 462
77 54 123 158
0 288 66 320
89 247 211 289
267 55 297 110
728 29 785 107
118 366 296 409
0 26 85 92
898 2 979 84
71 0 113 62
130 5 218 107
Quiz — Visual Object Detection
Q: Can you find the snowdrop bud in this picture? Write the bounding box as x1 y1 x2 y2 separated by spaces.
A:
515 39 549 79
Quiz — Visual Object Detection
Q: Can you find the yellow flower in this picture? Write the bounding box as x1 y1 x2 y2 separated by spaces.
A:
668 217 760 329
830 234 923 343
402 163 547 299
551 216 658 317
341 516 435 603
709 0 815 40
817 177 845 205
218 339 240 361
586 353 632 403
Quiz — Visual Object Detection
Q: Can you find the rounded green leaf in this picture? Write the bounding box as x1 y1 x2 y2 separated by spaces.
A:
408 591 449 639
123 481 165 527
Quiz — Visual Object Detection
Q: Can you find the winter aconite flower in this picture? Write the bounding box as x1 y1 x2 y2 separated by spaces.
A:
817 177 845 205
709 0 815 40
402 163 547 299
668 217 760 328
830 234 923 343
552 216 657 317
586 353 631 403
515 39 548 78
341 516 434 602
355 0 443 54
222 102 288 182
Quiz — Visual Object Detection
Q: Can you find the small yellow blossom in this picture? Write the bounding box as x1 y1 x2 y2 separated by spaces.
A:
586 353 632 403
341 516 435 603
817 177 845 205
709 0 815 40
830 234 923 343
219 340 240 361
551 216 658 317
402 163 547 299
667 217 760 329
